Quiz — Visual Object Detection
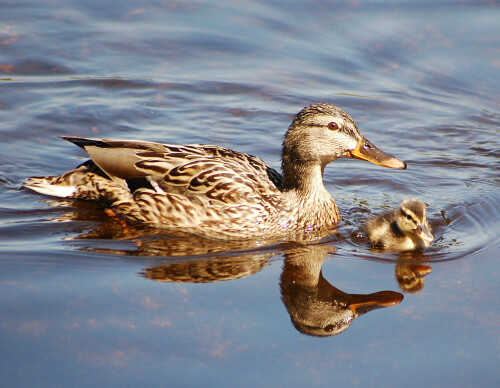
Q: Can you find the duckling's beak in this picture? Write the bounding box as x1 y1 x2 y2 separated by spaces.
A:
415 224 434 245
347 137 407 169
347 290 404 316
410 264 433 277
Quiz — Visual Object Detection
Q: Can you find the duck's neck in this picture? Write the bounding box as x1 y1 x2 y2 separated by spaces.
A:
282 160 323 191
281 161 340 227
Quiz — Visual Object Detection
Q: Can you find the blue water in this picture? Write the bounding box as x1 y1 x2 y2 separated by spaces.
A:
1 1 499 387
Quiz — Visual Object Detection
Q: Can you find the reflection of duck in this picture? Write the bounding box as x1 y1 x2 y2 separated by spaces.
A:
366 199 433 251
142 253 271 283
141 243 403 337
24 103 405 240
280 244 403 337
395 263 432 293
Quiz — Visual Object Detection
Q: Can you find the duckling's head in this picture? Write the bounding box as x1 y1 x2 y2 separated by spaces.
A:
396 199 434 246
281 103 406 189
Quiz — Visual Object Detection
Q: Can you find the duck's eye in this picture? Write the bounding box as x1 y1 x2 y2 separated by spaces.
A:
406 214 412 221
328 122 338 130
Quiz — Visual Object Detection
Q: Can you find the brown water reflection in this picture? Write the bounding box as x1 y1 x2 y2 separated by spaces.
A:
279 244 403 337
141 243 403 337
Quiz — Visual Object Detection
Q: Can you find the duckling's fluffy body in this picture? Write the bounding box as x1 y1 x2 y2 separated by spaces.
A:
366 199 433 251
24 103 405 240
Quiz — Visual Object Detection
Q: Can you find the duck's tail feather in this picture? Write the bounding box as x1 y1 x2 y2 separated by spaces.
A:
23 165 131 203
23 176 77 198
60 136 111 150
24 160 126 200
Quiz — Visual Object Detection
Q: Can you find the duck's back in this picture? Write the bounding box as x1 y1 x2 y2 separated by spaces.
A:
366 209 406 249
64 137 284 204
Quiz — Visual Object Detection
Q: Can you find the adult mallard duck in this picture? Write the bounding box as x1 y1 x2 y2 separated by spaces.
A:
366 199 434 251
24 103 406 240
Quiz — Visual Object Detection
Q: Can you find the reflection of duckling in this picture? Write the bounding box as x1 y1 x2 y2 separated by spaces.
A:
395 263 432 293
366 199 433 251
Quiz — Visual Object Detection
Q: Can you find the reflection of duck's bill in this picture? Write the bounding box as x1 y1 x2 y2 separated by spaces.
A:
416 224 434 245
347 137 407 170
410 264 433 277
348 290 404 316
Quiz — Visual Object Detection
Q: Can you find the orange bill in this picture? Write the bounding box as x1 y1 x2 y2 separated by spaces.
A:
348 290 404 316
409 264 433 277
347 137 407 169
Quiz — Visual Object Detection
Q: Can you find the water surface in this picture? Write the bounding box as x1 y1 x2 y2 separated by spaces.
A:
1 1 499 387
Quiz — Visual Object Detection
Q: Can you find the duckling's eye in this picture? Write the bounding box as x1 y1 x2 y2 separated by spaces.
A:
328 122 338 130
324 324 335 332
406 215 412 220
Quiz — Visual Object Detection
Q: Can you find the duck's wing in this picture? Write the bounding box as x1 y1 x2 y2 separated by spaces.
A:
62 136 283 205
62 136 173 181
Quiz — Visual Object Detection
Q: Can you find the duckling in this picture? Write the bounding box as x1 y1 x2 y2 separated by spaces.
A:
23 103 406 240
366 199 433 251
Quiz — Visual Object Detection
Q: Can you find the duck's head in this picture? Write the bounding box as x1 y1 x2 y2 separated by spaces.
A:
282 103 407 173
396 199 434 246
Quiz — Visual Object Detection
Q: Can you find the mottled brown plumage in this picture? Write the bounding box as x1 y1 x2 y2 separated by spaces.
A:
24 103 405 240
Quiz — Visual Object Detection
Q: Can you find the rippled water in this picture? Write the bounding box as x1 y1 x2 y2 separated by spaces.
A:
1 1 499 387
